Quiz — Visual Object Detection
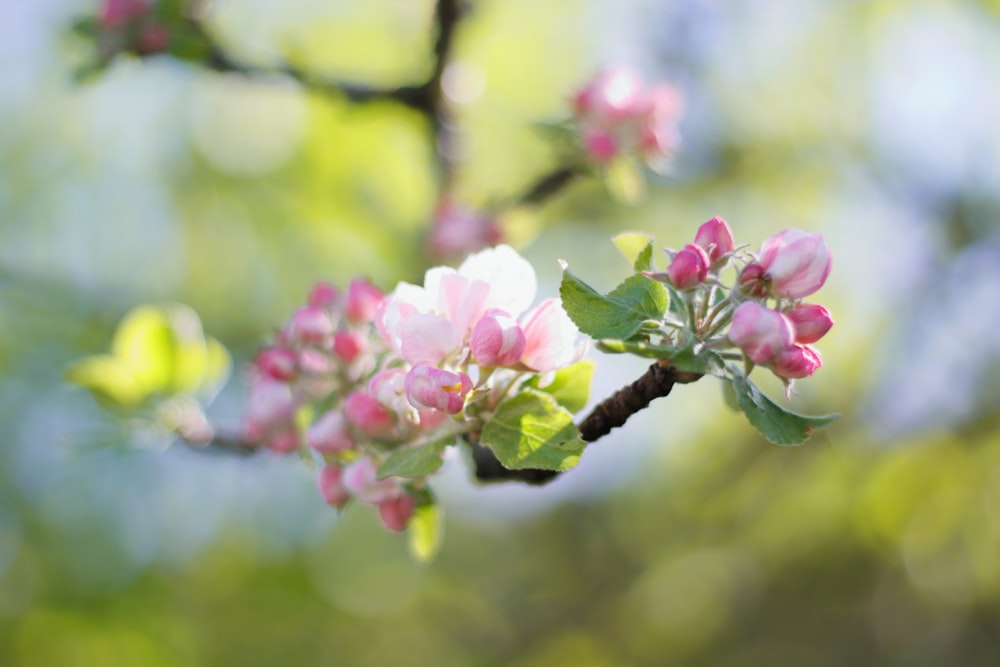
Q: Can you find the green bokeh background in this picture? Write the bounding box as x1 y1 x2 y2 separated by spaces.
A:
3 0 1000 664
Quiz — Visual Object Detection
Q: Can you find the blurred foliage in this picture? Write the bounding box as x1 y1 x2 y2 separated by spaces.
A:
2 0 1000 664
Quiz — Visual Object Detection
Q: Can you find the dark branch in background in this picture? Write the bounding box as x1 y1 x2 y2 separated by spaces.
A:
512 164 585 208
471 361 704 485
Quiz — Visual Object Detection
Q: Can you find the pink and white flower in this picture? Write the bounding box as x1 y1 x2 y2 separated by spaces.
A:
520 298 587 373
405 364 472 414
341 457 400 505
728 302 795 365
470 309 526 368
786 303 834 344
758 229 832 299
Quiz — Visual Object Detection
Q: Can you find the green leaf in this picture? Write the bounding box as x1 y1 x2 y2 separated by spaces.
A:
377 438 451 480
407 498 443 564
480 389 586 471
65 356 147 409
560 270 668 340
669 348 726 376
111 306 177 395
528 360 594 413
730 373 839 445
68 303 231 409
612 233 654 272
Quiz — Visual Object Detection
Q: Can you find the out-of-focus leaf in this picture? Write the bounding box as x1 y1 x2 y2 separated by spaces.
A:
480 389 585 471
612 232 654 271
560 270 668 340
69 304 230 409
407 498 443 564
110 306 177 396
65 356 147 409
376 438 450 480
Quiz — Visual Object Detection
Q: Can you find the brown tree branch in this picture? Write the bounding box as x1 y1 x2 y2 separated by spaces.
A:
470 360 704 485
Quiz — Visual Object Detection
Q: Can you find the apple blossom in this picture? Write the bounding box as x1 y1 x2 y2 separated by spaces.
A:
428 199 502 258
758 229 832 299
572 68 683 169
307 410 353 453
521 298 586 372
308 282 340 308
728 302 795 365
345 279 384 324
470 310 526 368
333 330 367 362
343 390 395 437
405 364 473 414
288 306 334 345
256 346 297 381
378 493 418 532
573 67 646 122
786 303 834 344
772 344 823 379
693 216 735 264
666 244 710 289
99 0 148 28
342 457 401 505
318 466 350 509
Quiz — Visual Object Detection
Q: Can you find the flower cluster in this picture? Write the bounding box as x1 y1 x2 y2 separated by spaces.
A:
572 67 683 169
96 0 170 57
652 218 833 387
241 245 585 532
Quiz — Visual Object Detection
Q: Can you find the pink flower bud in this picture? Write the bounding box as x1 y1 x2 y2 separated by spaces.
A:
318 466 350 508
368 368 408 413
574 68 646 122
758 229 832 298
693 216 735 264
345 279 384 324
378 493 417 532
267 426 300 454
297 348 338 375
772 344 823 379
666 244 710 289
244 378 296 436
289 306 334 345
428 200 502 259
99 0 148 28
520 298 586 372
728 302 795 365
738 263 770 299
137 24 170 54
404 364 472 414
786 303 834 344
333 330 367 362
256 346 297 381
342 457 399 505
308 282 340 308
582 128 619 164
470 310 526 367
343 390 395 437
307 410 353 453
